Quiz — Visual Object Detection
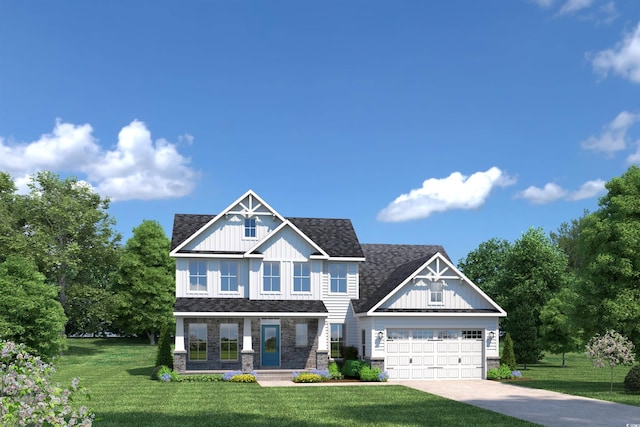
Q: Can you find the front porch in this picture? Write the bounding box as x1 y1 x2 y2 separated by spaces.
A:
173 315 329 373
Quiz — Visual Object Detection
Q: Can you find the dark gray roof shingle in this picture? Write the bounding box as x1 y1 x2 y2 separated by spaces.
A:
175 297 328 314
353 244 450 313
171 214 214 251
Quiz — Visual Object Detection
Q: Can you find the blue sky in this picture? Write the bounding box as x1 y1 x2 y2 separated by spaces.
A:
1 0 640 262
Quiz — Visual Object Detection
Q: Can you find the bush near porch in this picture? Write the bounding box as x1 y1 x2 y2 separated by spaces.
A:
52 338 536 427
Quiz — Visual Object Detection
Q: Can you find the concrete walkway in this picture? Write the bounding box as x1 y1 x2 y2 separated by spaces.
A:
396 380 640 427
259 379 640 427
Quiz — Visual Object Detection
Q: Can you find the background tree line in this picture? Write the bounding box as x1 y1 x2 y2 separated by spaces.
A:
459 165 640 367
0 171 174 359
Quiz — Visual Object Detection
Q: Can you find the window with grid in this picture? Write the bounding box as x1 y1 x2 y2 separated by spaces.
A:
296 323 308 347
189 323 207 361
330 263 347 293
220 323 238 361
293 262 310 292
462 330 483 339
220 261 238 292
263 261 280 292
244 217 256 238
189 261 207 292
330 324 345 358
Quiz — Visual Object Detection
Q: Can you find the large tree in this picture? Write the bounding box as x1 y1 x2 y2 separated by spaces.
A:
0 256 67 359
458 237 511 308
576 166 640 350
115 220 175 344
23 171 121 313
539 286 582 367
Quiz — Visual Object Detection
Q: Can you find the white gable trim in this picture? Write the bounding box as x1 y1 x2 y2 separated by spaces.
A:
174 311 329 318
367 252 506 316
244 220 330 259
170 189 285 256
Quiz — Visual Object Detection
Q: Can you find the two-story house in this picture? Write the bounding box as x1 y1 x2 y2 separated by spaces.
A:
170 190 505 380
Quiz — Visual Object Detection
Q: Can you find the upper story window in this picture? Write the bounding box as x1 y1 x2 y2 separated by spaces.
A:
263 261 281 292
189 261 207 292
220 261 238 292
430 280 444 305
244 217 256 238
293 262 310 293
330 263 347 293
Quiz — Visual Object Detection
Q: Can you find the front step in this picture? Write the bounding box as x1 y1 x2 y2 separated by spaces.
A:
255 369 298 382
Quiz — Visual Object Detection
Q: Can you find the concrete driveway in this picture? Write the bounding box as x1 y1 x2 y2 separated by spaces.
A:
395 380 640 427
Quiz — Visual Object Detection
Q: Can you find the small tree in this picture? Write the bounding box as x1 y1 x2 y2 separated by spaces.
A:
585 330 635 393
0 340 94 426
501 333 517 371
155 322 174 368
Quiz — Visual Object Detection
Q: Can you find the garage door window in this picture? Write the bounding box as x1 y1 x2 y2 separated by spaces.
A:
462 330 483 339
438 330 458 339
412 330 434 340
388 329 410 340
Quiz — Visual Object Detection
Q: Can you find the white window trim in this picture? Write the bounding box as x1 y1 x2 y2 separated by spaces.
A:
219 260 240 294
220 323 239 362
295 323 308 347
188 261 208 295
242 217 258 240
292 262 312 294
329 263 347 294
188 323 207 362
261 261 282 294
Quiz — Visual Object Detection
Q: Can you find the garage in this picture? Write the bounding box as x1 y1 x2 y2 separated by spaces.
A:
385 329 484 380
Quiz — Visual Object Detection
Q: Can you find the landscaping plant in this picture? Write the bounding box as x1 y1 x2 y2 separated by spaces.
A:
155 322 174 368
501 333 517 370
0 340 94 426
585 330 635 393
328 361 343 379
624 365 640 392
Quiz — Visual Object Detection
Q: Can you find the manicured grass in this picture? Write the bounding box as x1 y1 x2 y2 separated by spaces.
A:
53 339 536 427
505 352 640 406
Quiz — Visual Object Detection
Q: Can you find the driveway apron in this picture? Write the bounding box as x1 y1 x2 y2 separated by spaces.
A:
395 379 640 427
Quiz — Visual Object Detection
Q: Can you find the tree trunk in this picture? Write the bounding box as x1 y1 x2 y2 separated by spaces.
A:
147 330 156 345
610 367 614 393
562 352 566 368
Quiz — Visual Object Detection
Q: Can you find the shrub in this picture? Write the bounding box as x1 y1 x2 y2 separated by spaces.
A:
156 365 179 382
359 365 388 382
342 359 367 378
222 370 257 382
292 373 324 383
501 332 517 370
624 365 640 392
151 365 164 380
328 361 343 379
487 364 513 380
176 374 223 382
0 340 94 426
155 322 174 368
341 346 358 360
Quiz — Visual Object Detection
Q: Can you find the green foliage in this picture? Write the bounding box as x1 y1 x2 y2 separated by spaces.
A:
65 281 120 336
0 256 67 359
487 364 514 380
458 238 511 308
539 286 582 367
575 166 640 352
156 365 179 382
114 220 175 344
151 365 164 380
340 345 358 360
328 361 343 379
229 373 257 383
501 333 517 371
0 340 94 426
341 359 367 378
155 322 174 368
358 365 387 382
624 365 640 392
292 373 324 383
177 374 223 382
585 330 635 393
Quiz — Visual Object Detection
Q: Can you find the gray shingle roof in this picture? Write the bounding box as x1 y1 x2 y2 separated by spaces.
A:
170 214 364 258
353 244 450 313
175 297 328 314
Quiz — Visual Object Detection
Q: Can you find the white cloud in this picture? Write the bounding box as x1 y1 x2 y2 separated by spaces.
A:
517 180 606 204
517 183 568 204
377 167 516 222
581 111 640 154
566 179 606 200
625 141 640 163
558 0 595 16
0 120 198 201
591 21 640 83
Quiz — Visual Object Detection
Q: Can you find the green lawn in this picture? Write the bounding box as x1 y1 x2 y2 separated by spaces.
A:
509 352 640 407
53 339 536 427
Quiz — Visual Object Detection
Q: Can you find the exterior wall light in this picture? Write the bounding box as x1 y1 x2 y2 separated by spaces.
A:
488 331 495 340
377 331 384 340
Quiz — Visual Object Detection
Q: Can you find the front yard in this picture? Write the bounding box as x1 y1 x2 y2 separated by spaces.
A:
53 339 536 427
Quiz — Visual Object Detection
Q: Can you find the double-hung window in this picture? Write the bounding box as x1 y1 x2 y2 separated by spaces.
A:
263 261 280 292
430 280 444 305
296 323 308 347
330 324 345 358
189 261 207 292
189 323 207 361
244 218 256 238
220 323 238 361
220 261 238 292
293 262 310 292
330 264 347 293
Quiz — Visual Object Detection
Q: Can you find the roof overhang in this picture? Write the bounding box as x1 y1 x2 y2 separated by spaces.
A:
174 312 329 318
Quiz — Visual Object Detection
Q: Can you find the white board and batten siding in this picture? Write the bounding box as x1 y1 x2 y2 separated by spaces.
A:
184 214 281 253
381 278 495 311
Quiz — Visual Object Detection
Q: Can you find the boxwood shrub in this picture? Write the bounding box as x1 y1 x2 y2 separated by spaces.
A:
624 364 640 392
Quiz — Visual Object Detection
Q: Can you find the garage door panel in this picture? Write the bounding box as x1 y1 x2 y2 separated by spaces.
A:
385 330 484 380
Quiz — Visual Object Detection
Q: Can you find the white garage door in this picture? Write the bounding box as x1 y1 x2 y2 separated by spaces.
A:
385 329 484 380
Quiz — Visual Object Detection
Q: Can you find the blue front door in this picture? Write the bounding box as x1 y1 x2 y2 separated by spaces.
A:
261 325 280 367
